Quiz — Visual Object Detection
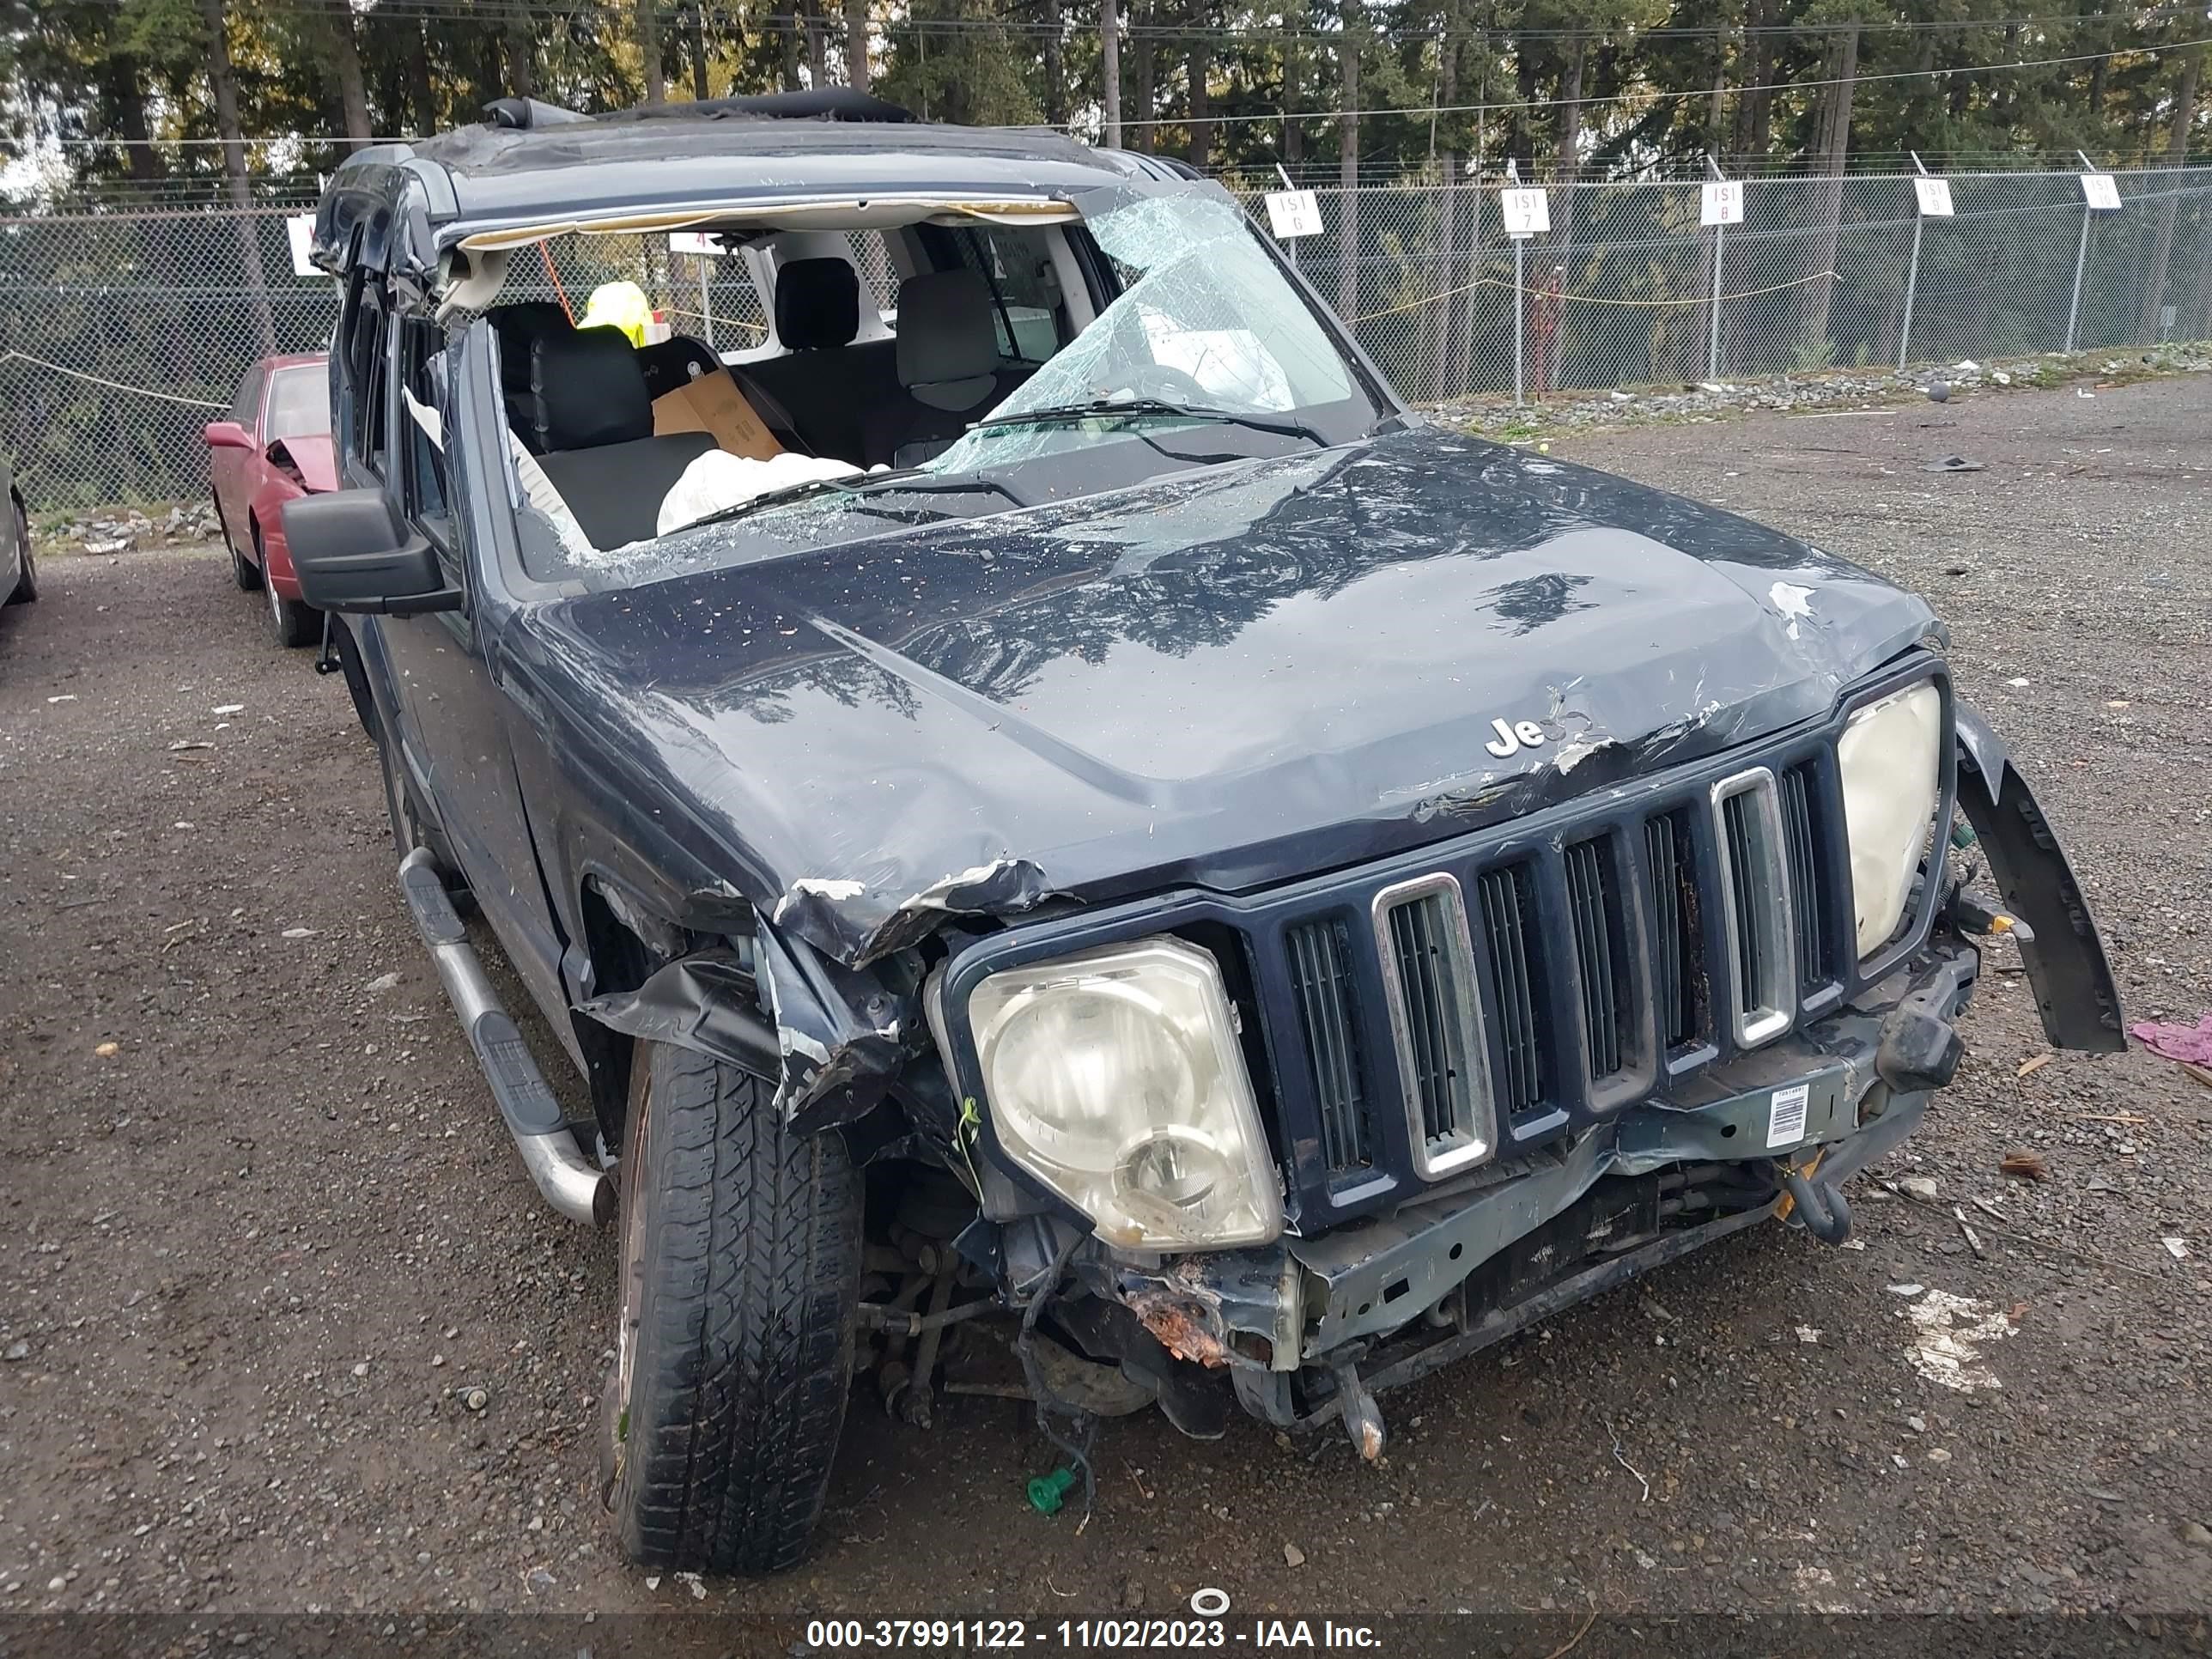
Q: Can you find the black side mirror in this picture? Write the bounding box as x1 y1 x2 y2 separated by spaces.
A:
282 489 459 615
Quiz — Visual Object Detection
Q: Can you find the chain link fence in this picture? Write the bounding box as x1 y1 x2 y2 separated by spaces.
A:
3 166 2207 513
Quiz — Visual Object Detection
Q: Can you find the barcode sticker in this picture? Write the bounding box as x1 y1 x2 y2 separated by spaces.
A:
1766 1084 1811 1148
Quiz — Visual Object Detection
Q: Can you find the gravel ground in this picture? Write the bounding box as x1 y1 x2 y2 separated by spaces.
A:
1 374 2207 1631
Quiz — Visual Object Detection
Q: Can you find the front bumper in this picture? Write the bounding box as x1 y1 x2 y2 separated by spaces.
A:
1098 939 1977 1423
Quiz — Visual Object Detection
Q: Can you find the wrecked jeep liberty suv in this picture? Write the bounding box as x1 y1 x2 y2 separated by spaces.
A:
289 92 2124 1572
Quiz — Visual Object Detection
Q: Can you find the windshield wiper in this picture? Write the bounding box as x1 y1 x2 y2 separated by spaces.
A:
676 471 875 535
973 397 1325 446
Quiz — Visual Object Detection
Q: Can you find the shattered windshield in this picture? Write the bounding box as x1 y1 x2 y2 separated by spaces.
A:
539 186 1384 589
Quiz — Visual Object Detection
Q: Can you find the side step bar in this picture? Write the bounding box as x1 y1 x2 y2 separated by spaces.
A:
398 848 613 1225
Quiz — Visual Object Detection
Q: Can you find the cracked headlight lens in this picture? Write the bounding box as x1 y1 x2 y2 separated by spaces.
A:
1837 681 1944 957
969 936 1283 1250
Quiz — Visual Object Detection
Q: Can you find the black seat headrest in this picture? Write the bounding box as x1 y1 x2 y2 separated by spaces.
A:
775 258 861 351
895 269 1000 410
529 325 653 451
493 301 573 391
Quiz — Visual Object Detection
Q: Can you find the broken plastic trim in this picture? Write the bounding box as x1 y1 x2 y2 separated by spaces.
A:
574 933 918 1127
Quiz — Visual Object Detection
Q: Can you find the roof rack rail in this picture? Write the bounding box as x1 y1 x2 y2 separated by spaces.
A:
480 89 914 132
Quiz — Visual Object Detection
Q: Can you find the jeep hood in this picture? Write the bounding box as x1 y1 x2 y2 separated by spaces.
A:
508 425 1938 967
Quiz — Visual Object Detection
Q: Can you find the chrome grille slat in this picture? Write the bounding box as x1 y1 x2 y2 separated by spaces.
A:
1373 876 1492 1177
1711 768 1797 1047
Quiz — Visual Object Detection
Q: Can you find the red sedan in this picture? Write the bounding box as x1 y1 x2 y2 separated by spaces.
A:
204 353 337 647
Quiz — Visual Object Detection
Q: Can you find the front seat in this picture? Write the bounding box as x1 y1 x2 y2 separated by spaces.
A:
864 269 1022 468
526 325 716 549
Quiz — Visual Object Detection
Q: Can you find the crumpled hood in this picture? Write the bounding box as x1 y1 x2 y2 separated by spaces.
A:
508 425 1938 966
281 434 340 495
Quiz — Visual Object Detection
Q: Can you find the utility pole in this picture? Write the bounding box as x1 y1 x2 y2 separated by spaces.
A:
1102 0 1123 145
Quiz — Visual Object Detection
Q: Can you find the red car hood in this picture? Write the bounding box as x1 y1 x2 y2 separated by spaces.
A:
280 434 339 494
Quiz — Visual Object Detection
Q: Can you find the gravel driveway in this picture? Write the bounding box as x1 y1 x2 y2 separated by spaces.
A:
2 374 2207 1630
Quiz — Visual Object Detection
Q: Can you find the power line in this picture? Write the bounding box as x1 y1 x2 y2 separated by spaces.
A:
15 24 2204 150
1102 31 2212 129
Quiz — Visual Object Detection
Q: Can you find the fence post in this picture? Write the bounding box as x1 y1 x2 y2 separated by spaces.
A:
1899 155 1927 368
1705 157 1730 380
2063 199 2093 354
2064 151 2100 354
1514 238 1526 406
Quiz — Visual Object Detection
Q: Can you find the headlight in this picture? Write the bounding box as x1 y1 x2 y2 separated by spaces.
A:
967 936 1283 1249
1836 681 1943 957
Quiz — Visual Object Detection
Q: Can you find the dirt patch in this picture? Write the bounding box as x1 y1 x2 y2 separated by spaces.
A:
2 378 2208 1624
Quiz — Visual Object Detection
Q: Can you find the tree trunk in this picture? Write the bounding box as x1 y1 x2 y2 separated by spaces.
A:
1801 21 1858 361
639 0 665 101
1280 2 1301 166
1101 0 1121 143
780 6 802 90
1337 0 1360 320
1040 0 1065 122
507 13 538 100
2137 46 2201 342
201 0 276 357
1548 39 1584 258
1188 34 1212 167
1130 0 1156 152
841 0 866 88
1705 23 1727 157
104 53 167 179
412 20 438 133
691 0 713 98
1735 0 1771 161
804 0 828 88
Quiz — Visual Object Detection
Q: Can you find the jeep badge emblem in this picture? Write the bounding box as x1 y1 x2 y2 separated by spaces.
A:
1485 717 1549 758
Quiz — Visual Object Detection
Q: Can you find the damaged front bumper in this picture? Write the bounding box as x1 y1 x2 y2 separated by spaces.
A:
1093 939 1978 1450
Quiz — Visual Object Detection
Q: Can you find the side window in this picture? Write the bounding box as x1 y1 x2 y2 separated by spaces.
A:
338 268 391 475
228 368 266 429
936 226 1071 364
398 319 453 550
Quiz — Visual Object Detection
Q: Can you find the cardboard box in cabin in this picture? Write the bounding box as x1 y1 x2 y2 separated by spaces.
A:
652 369 783 462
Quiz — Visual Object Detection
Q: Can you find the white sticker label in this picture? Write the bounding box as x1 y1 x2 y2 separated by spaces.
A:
1766 1083 1810 1148
2080 173 2122 212
1913 177 1954 217
667 230 720 254
1264 189 1324 240
286 214 319 277
1499 186 1551 239
1700 179 1744 227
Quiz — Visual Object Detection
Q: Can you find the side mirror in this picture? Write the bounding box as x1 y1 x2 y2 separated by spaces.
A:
281 489 460 616
204 420 254 451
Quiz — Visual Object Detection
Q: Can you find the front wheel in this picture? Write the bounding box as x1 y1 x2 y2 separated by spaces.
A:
7 500 35 605
603 1042 861 1575
256 528 319 647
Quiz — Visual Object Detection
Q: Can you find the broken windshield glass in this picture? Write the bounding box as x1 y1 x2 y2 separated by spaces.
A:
567 184 1383 588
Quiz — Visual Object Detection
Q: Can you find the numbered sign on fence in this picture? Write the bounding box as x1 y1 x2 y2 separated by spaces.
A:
1913 177 1954 217
667 230 720 255
286 215 319 277
2079 173 2122 212
1699 179 1744 227
1498 186 1550 240
1263 189 1324 240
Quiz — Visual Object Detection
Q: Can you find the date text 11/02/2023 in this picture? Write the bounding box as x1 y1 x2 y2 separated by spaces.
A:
802 1618 1386 1650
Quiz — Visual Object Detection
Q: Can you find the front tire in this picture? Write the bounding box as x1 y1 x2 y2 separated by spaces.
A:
7 499 35 605
256 527 319 647
603 1042 861 1575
